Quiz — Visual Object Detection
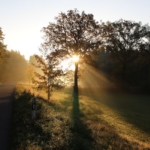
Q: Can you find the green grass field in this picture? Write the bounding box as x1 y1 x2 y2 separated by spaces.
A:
11 84 150 150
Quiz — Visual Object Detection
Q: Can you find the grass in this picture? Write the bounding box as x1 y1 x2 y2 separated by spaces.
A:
10 84 150 150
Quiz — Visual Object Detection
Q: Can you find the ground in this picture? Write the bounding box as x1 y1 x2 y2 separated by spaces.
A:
0 83 15 150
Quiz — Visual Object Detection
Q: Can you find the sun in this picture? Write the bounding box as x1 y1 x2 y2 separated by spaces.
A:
59 55 79 71
72 55 79 62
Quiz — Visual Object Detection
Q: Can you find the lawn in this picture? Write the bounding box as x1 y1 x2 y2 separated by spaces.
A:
10 84 150 150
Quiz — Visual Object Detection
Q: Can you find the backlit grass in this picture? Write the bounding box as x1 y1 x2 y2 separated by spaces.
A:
11 84 150 150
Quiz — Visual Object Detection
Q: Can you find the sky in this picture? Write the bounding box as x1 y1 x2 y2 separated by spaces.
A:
1 0 150 60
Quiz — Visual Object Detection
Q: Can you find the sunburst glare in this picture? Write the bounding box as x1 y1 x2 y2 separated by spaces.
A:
60 58 74 71
72 55 79 62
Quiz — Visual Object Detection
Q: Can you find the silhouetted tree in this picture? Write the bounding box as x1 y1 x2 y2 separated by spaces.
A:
96 49 114 74
101 20 150 77
32 53 64 101
0 27 9 70
41 9 100 93
134 41 150 90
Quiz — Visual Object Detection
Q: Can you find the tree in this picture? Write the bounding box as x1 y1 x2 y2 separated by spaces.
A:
29 54 42 75
29 55 37 65
41 9 100 93
32 52 64 101
101 20 150 77
0 27 9 70
25 65 34 84
0 50 28 82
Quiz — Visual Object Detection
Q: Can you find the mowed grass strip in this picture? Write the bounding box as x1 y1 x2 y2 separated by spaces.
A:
10 84 150 150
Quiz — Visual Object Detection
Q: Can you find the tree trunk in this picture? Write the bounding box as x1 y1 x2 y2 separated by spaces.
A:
48 86 50 101
74 62 78 93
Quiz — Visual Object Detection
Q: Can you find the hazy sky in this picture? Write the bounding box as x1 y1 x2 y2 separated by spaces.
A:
1 0 150 60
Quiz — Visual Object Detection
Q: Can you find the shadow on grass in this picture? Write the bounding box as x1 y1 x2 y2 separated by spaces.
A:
69 89 147 150
112 94 150 139
11 86 150 149
80 87 150 141
68 91 94 150
38 90 94 150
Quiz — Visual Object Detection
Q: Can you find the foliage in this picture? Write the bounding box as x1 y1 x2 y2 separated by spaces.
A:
32 53 65 101
29 55 38 65
101 20 150 76
25 55 43 84
0 28 28 83
25 65 35 83
29 55 42 74
41 9 101 92
0 27 9 69
0 50 28 82
95 20 150 91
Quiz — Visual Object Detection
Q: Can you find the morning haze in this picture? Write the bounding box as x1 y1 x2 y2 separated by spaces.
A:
0 0 150 149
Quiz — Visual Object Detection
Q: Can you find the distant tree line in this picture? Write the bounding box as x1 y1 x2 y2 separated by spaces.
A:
95 20 150 93
0 27 9 72
0 27 28 82
0 50 28 82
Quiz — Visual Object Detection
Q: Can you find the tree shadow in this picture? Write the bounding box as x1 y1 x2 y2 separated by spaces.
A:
72 91 79 118
11 87 150 149
110 94 150 137
80 86 150 141
68 91 94 150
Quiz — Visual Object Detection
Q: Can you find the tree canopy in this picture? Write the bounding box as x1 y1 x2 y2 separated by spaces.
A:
42 9 101 93
32 52 65 101
101 20 150 76
0 27 9 69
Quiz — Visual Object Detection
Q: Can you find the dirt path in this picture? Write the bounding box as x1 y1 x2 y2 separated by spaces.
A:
0 83 15 150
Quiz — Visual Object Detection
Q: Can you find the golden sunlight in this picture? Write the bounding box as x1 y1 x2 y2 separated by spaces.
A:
59 55 79 71
60 58 75 71
72 55 79 62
